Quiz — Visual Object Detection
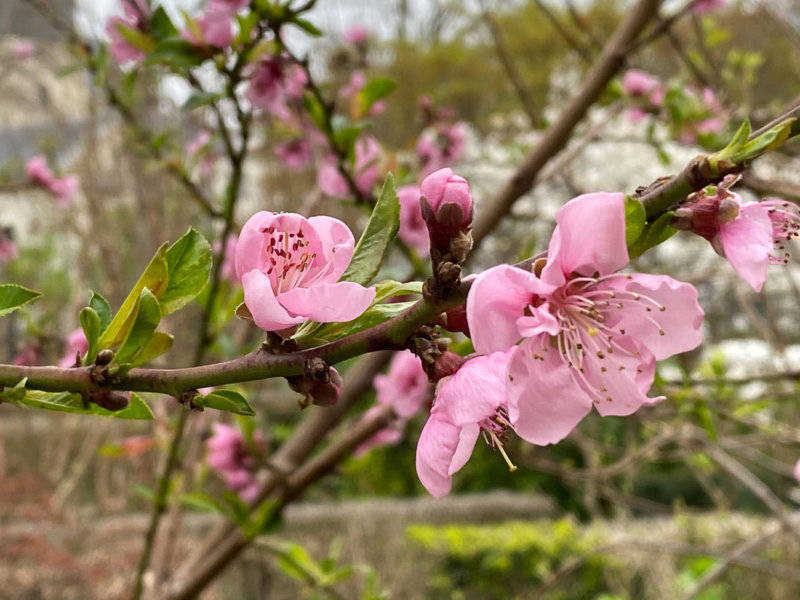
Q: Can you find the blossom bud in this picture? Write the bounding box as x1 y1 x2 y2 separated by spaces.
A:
286 361 343 408
433 351 464 382
420 168 474 231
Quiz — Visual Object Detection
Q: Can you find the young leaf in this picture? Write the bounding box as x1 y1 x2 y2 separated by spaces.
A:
357 78 396 117
145 38 207 70
80 307 102 364
89 291 112 331
160 228 212 314
0 284 41 317
149 6 178 40
0 379 28 403
98 243 169 349
129 331 173 366
628 212 678 259
303 92 329 134
195 390 256 416
14 391 154 420
624 196 646 250
182 92 223 111
178 492 225 514
114 22 157 54
340 173 400 285
114 288 163 366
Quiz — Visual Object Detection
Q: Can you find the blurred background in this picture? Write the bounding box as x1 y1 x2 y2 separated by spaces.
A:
1 0 800 598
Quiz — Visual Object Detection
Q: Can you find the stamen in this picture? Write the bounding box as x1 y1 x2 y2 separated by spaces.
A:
488 431 517 472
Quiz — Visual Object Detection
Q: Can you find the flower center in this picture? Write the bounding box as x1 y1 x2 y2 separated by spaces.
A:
479 406 517 472
260 225 326 294
542 275 667 403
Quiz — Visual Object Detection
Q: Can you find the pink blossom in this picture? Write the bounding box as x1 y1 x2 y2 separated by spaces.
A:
48 175 80 207
340 71 366 99
416 351 513 498
417 122 468 178
622 69 661 97
206 423 264 501
356 351 430 456
397 185 429 256
183 3 235 49
420 167 474 230
467 192 704 446
12 39 35 60
106 0 150 65
208 0 251 11
26 155 54 187
0 229 17 262
692 0 727 15
245 54 307 121
274 139 312 171
695 117 723 135
234 212 376 333
59 328 89 368
342 25 369 45
317 136 381 197
675 181 800 292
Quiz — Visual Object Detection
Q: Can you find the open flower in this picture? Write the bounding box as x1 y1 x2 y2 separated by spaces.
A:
235 212 375 333
672 176 800 292
105 0 150 65
356 351 430 456
416 350 514 498
206 423 265 502
397 185 429 256
467 192 704 445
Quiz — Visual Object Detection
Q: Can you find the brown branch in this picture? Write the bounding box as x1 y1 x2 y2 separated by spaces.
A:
471 0 662 248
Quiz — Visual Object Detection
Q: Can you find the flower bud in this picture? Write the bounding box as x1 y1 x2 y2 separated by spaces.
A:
420 168 474 231
286 362 343 408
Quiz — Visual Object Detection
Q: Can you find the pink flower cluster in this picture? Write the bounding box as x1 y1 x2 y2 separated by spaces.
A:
673 175 800 292
317 137 381 197
0 227 17 263
416 192 705 497
182 0 249 49
206 423 264 502
106 0 150 65
244 54 307 122
357 351 430 456
235 212 375 333
26 156 80 206
417 122 467 178
621 69 665 122
59 328 89 368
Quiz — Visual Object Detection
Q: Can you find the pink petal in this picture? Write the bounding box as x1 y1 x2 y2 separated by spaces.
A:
507 337 593 445
720 204 773 292
278 281 375 323
543 192 629 284
307 215 356 281
612 273 704 360
467 265 551 354
415 412 460 498
241 269 303 331
515 300 560 338
435 351 510 426
450 423 481 475
581 336 657 417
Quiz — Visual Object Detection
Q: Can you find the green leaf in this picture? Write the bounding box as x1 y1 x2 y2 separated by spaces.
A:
0 379 28 403
357 78 396 117
294 301 414 348
182 92 223 111
89 291 112 331
145 38 208 70
624 196 646 250
303 92 329 134
80 307 102 364
334 124 369 158
739 118 795 159
114 22 157 54
149 6 178 40
160 228 212 314
290 17 322 36
178 492 224 513
114 288 163 366
98 243 169 349
627 212 677 259
129 331 173 366
340 173 400 285
714 119 751 162
693 400 717 442
195 390 256 416
14 391 154 420
234 12 260 46
0 284 41 317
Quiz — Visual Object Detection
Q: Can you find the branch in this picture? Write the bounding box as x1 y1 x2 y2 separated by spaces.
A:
471 0 662 247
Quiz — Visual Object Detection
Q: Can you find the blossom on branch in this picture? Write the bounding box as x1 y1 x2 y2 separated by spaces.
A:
467 192 704 445
397 185 429 256
235 212 375 333
673 177 800 292
206 423 264 502
416 350 515 498
105 0 150 65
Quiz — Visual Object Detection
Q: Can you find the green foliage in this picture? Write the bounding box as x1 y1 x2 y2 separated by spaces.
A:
0 283 41 317
0 381 154 420
145 38 208 70
340 174 401 286
407 519 614 600
194 389 256 416
627 212 678 260
357 78 397 118
160 228 213 315
624 196 646 249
